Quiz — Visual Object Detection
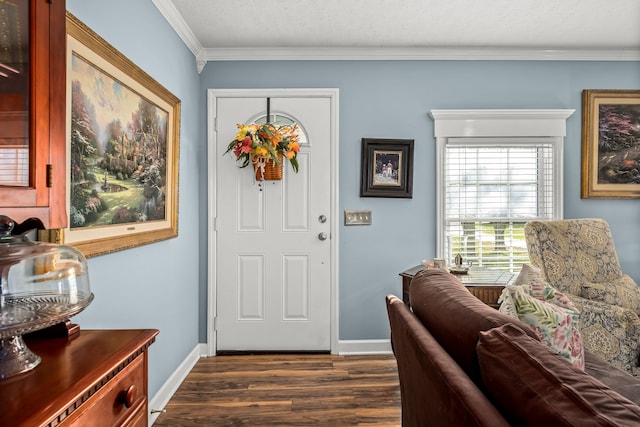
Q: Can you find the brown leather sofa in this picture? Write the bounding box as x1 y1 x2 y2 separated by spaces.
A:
386 268 640 426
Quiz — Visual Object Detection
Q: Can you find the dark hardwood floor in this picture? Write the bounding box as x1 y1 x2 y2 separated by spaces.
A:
154 353 401 426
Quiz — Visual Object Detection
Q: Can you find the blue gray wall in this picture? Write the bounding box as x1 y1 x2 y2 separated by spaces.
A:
66 0 202 400
67 0 640 400
201 60 640 340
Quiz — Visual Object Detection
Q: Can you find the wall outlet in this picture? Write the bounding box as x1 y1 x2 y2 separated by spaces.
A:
344 210 372 226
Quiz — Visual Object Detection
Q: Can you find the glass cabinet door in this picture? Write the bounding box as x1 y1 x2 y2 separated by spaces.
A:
0 0 29 187
0 0 67 229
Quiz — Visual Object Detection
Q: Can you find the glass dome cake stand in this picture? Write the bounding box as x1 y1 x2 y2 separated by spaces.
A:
0 215 93 380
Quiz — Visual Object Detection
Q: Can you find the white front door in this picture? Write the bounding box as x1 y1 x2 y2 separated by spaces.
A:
209 90 337 352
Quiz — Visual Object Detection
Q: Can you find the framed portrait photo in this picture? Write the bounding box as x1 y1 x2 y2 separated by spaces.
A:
360 138 414 198
582 89 640 199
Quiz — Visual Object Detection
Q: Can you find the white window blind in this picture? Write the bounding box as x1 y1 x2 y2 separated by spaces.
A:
444 139 555 271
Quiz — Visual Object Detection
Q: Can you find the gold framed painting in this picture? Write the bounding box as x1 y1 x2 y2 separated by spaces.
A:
53 13 181 257
581 89 640 199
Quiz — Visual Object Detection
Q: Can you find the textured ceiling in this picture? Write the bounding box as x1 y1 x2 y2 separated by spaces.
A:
168 0 639 50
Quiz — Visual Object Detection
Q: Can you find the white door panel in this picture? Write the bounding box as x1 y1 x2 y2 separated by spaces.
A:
214 95 332 351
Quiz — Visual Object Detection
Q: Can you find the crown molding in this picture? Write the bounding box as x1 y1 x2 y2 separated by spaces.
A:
152 0 204 64
200 46 640 62
152 1 639 68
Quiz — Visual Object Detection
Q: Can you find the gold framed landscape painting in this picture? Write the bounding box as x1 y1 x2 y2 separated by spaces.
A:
57 13 181 257
582 89 640 199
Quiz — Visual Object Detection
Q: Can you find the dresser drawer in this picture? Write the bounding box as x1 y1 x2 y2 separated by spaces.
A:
62 355 147 427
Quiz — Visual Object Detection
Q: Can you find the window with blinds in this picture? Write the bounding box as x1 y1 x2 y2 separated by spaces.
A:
443 138 557 271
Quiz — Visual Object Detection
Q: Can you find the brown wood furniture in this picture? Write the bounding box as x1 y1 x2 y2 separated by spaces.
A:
0 329 158 427
0 0 67 229
399 265 516 309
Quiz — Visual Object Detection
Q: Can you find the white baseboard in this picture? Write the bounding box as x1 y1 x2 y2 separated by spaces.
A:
148 344 201 426
196 342 211 357
337 339 393 355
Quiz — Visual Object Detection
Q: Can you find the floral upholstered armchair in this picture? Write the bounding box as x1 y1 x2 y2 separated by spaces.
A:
524 218 640 375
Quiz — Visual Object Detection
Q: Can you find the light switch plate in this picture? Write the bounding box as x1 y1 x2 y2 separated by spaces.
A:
344 210 372 226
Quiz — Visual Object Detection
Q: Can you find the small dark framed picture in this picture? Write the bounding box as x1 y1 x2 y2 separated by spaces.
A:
360 138 414 198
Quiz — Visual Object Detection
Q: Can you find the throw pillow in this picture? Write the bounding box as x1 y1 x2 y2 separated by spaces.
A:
528 280 579 312
499 263 580 320
512 263 546 287
477 323 640 427
504 284 584 370
497 285 520 319
498 264 537 318
500 263 551 317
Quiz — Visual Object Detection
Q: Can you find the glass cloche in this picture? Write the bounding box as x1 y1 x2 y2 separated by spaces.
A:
0 215 93 379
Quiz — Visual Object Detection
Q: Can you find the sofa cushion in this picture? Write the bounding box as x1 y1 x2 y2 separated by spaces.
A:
477 323 640 427
409 268 541 385
585 350 640 405
386 295 510 427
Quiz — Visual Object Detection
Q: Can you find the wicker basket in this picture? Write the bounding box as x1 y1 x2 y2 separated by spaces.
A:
254 154 283 181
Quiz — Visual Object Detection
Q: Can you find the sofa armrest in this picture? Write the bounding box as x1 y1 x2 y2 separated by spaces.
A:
386 294 510 426
578 275 640 314
568 293 640 374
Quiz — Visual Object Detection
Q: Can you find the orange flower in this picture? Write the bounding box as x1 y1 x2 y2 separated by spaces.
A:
272 135 281 145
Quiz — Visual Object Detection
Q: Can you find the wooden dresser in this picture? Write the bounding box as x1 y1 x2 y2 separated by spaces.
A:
0 329 158 427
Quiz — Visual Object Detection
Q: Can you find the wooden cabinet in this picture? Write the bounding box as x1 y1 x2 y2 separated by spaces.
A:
0 0 67 229
0 329 159 427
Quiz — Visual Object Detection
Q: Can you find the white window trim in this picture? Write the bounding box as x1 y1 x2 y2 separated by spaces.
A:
429 109 575 258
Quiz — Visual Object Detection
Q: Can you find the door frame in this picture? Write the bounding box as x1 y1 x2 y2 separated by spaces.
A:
206 88 340 356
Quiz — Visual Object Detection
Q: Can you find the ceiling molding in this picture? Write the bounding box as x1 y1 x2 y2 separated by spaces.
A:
153 1 640 67
153 0 203 59
200 46 640 62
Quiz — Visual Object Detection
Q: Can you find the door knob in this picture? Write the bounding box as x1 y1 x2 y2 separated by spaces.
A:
318 232 328 241
318 215 327 223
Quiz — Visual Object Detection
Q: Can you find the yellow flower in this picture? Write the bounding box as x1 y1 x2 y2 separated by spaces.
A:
235 125 250 141
285 150 295 160
253 146 268 157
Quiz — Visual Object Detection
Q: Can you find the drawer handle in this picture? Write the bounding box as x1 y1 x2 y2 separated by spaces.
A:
120 385 137 408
